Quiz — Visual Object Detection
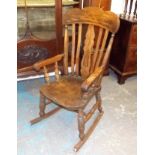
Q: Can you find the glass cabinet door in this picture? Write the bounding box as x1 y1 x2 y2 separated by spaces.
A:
17 0 80 40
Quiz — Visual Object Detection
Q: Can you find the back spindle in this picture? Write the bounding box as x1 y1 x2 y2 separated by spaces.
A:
71 24 76 75
102 34 115 68
90 28 103 73
75 23 82 76
95 29 109 69
64 25 69 75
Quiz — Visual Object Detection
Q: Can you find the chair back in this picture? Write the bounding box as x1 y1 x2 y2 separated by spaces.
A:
63 7 120 79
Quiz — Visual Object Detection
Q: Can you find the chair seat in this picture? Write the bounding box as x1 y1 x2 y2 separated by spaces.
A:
40 76 92 110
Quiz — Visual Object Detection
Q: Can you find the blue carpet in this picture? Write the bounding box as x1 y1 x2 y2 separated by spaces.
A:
17 77 79 155
17 73 137 155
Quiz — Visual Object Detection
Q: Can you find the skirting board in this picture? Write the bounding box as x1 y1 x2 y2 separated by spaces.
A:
17 67 72 82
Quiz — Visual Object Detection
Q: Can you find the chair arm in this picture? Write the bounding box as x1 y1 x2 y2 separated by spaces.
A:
17 65 33 73
33 54 64 71
81 67 103 92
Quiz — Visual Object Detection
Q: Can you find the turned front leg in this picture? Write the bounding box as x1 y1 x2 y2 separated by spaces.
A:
78 109 85 140
39 92 46 117
95 92 103 113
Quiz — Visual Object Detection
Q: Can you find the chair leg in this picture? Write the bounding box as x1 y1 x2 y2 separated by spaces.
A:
78 109 85 140
30 92 61 125
95 92 103 113
74 96 104 152
39 92 46 117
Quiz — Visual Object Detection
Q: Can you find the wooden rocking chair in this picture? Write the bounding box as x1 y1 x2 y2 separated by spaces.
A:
30 7 120 151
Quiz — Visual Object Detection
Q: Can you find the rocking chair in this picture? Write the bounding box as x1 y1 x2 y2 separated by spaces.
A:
30 7 120 151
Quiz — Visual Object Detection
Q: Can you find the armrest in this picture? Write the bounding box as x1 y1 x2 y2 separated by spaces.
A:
81 67 103 92
33 54 64 71
17 65 33 73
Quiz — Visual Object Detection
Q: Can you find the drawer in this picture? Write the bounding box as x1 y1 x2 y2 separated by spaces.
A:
129 24 137 46
125 47 137 72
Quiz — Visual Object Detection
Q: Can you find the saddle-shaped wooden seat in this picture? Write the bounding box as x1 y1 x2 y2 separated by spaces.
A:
40 74 102 110
40 76 84 110
30 7 120 151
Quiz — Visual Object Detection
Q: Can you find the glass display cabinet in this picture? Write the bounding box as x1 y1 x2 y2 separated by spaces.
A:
17 0 80 40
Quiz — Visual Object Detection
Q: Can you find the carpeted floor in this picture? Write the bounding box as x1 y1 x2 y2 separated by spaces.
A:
17 70 137 155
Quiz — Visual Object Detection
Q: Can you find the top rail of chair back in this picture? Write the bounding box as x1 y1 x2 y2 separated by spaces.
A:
63 7 120 33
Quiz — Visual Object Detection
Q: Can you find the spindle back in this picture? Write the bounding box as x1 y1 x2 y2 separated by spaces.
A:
63 7 120 79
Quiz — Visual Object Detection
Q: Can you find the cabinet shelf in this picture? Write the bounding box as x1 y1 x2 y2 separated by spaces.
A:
17 0 79 7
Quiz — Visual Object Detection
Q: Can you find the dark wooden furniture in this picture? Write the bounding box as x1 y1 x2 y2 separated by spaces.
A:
30 7 119 151
110 0 137 84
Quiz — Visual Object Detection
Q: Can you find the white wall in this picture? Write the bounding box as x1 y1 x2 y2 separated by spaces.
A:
111 0 137 15
111 0 125 14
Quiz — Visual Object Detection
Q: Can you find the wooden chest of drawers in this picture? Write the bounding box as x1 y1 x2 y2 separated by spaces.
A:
110 17 137 84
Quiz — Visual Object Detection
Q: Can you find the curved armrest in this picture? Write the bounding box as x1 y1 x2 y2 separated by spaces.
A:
81 67 103 92
33 54 64 71
17 65 33 73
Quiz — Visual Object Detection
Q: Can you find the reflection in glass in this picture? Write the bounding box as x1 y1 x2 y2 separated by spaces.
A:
17 0 79 40
17 8 27 40
28 7 56 40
